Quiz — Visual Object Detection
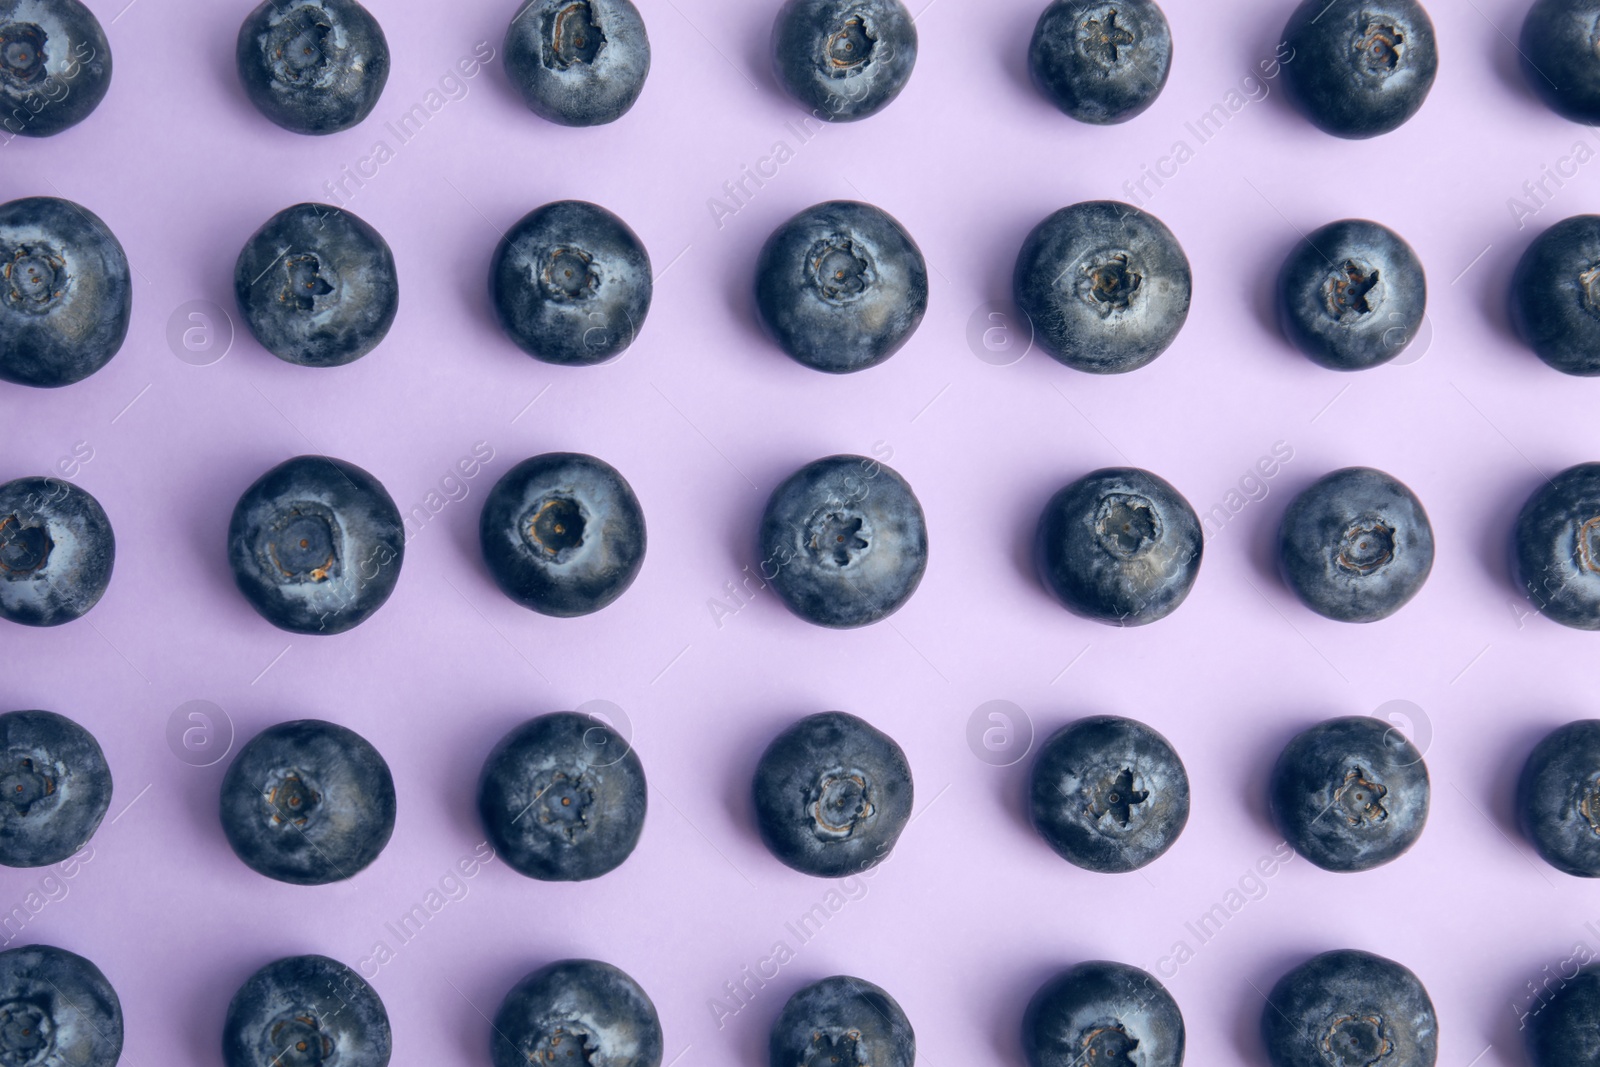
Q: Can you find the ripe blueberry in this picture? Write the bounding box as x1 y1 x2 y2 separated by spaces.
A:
492 959 661 1067
224 954 390 1067
1281 0 1438 138
1278 467 1434 622
1527 964 1600 1066
234 203 398 368
755 200 927 374
771 0 917 122
0 944 122 1066
0 710 110 869
1028 0 1172 125
1511 214 1600 376
759 454 928 629
0 0 112 138
753 711 912 878
1013 201 1191 373
1514 461 1600 628
1023 960 1184 1067
219 719 396 886
490 200 651 366
1270 715 1429 872
771 976 914 1067
227 455 404 636
1521 0 1600 124
479 452 646 618
236 0 389 135
1035 467 1202 626
1029 715 1189 873
1518 720 1600 877
1277 219 1427 370
505 0 651 126
0 476 113 627
478 711 646 881
1261 949 1436 1067
0 196 130 388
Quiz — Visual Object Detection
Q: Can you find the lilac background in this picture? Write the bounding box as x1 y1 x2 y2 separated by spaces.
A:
3 0 1599 1061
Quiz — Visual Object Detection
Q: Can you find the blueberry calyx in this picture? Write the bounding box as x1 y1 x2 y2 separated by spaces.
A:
529 769 595 842
1 757 56 816
826 14 874 74
3 246 68 313
269 8 335 85
522 496 588 562
1080 251 1141 313
1334 766 1388 826
0 999 53 1060
806 507 870 567
808 237 875 303
0 24 46 87
1095 494 1160 559
281 254 335 312
809 770 874 840
1323 1013 1392 1066
1355 20 1403 74
545 2 605 68
543 247 598 300
1335 520 1394 575
1081 11 1135 64
1080 1024 1138 1062
261 504 341 583
0 517 51 576
1322 261 1381 321
1088 768 1147 828
264 1009 335 1064
262 768 323 829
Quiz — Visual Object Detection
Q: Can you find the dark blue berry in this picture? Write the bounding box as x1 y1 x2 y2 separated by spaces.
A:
755 200 927 374
1527 965 1600 1066
1511 214 1600 376
0 196 130 388
1281 0 1437 138
0 710 109 869
1013 201 1190 373
1277 219 1427 370
1519 720 1600 877
0 944 121 1066
1261 949 1436 1067
505 0 650 126
1023 961 1184 1067
227 455 404 636
235 0 389 135
0 0 112 138
771 975 914 1067
0 476 113 627
492 959 661 1067
1028 0 1172 125
1521 0 1600 124
1514 461 1600 628
771 0 917 122
224 954 389 1067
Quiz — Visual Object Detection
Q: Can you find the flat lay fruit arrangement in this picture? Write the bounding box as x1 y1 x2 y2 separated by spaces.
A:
6 0 1600 1062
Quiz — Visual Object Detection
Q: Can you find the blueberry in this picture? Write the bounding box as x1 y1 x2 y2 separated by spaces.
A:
0 0 112 138
1270 715 1429 873
0 944 121 1067
1023 960 1184 1067
1518 720 1600 877
771 0 917 122
1028 716 1188 873
754 200 927 374
479 452 646 618
235 0 389 135
505 0 650 126
1281 0 1437 138
233 203 398 368
1521 0 1600 124
1514 461 1600 628
493 959 660 1067
753 711 912 878
1278 467 1434 622
227 455 404 636
224 954 389 1067
770 975 914 1067
0 710 110 869
478 711 646 881
490 200 651 366
1261 949 1436 1067
1510 214 1600 376
0 196 130 388
1277 219 1427 371
219 719 395 886
1028 0 1172 125
0 476 113 627
1527 964 1600 1066
1013 201 1191 373
1035 467 1201 626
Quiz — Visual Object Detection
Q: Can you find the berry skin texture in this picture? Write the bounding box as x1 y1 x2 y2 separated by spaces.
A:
1278 467 1434 623
771 0 917 122
759 454 928 629
233 203 398 368
493 959 662 1067
755 200 927 374
1029 715 1189 873
0 0 112 138
490 200 652 366
1270 715 1429 873
1521 0 1600 124
1511 214 1600 376
0 196 131 388
1023 961 1184 1067
219 719 396 886
1518 720 1600 877
235 0 389 135
0 944 122 1067
227 455 405 636
224 954 390 1067
753 711 913 878
1527 965 1600 1065
771 976 914 1067
479 453 646 618
1514 462 1600 628
1261 949 1437 1067
1013 201 1191 373
1281 0 1438 139
1277 219 1427 371
505 0 651 126
1035 467 1202 626
1028 0 1173 125
478 711 647 882
0 476 113 627
0 710 110 869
